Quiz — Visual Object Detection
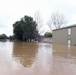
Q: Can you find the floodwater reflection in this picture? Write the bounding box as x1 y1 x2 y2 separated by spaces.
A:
13 42 52 75
13 42 38 67
53 44 76 58
0 41 76 75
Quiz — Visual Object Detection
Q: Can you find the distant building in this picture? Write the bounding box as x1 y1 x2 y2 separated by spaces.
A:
53 24 76 45
37 35 52 43
42 37 52 43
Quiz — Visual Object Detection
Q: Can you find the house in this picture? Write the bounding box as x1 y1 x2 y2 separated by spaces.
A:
38 36 52 43
53 24 76 45
42 37 52 43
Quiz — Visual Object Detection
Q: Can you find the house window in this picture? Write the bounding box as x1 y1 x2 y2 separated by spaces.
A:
68 39 71 45
68 28 71 35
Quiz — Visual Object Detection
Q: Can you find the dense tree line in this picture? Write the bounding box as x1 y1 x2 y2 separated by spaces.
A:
13 15 38 41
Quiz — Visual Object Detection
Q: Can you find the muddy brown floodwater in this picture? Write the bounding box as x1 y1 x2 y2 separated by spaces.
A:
0 40 76 75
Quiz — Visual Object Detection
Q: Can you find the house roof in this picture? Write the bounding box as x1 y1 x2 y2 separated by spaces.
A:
53 24 76 31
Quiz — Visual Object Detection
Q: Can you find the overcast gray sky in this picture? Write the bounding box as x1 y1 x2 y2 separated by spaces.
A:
0 0 76 36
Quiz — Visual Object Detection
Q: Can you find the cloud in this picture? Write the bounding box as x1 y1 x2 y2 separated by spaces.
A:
0 14 11 27
0 27 13 36
0 0 76 35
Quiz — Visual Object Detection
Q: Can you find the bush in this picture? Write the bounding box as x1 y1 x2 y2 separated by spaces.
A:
44 32 52 37
0 34 8 39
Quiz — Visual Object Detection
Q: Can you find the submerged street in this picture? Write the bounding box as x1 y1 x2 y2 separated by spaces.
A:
0 41 76 75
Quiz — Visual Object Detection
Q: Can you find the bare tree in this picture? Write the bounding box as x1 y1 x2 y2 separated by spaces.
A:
48 11 66 30
34 11 43 33
34 11 44 42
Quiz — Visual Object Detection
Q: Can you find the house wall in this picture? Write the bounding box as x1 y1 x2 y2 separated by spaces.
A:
71 27 76 45
53 26 76 45
53 28 68 44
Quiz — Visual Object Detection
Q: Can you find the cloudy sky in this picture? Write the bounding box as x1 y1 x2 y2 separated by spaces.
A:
0 0 76 36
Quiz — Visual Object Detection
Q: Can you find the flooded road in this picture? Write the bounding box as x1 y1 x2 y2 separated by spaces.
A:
0 41 76 75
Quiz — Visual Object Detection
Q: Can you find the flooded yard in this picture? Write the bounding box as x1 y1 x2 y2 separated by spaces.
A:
0 41 76 75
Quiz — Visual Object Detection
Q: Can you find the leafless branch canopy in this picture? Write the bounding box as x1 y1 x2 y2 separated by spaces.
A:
34 11 43 32
48 11 66 29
